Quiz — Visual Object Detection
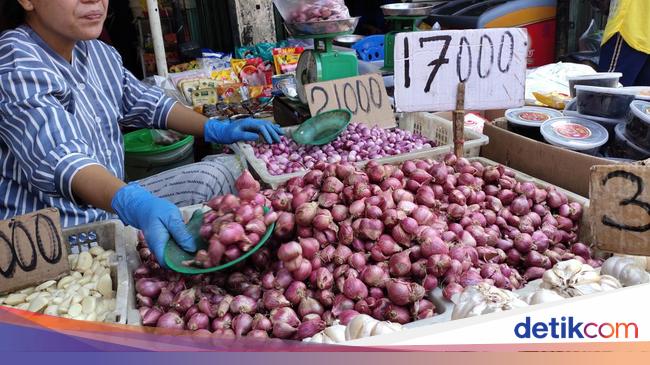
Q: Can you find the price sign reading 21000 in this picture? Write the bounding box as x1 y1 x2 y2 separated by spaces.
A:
394 28 528 113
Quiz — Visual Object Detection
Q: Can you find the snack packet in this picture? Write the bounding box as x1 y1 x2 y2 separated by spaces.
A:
273 47 304 74
218 83 245 104
232 58 272 86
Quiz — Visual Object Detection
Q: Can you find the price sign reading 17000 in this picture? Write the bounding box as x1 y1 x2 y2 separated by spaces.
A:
394 28 528 113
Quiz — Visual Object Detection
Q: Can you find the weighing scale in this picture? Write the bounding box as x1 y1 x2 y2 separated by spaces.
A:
286 18 361 104
381 3 436 73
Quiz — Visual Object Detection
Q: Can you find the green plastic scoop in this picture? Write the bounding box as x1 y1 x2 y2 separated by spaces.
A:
292 109 352 146
164 207 275 275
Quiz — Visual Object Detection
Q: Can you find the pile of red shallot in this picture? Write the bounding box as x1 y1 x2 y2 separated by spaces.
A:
133 154 598 341
184 175 276 268
287 1 350 23
251 123 435 175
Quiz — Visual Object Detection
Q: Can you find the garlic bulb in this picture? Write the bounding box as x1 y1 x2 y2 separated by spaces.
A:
305 325 346 344
541 259 622 297
306 333 327 344
451 283 529 320
323 325 347 343
304 319 402 343
615 254 650 271
524 289 566 305
601 256 650 287
370 321 403 336
345 314 379 341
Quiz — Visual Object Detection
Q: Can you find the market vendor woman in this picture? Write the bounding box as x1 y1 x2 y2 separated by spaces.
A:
0 0 282 264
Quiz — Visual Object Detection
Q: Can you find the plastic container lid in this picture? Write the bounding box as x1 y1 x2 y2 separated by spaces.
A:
574 85 637 96
567 72 622 81
124 129 194 155
563 109 626 126
623 86 650 101
540 117 609 151
630 100 650 125
505 107 564 127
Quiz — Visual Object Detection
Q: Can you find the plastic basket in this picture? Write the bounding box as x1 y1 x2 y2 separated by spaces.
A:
61 220 132 324
352 34 386 62
236 113 489 189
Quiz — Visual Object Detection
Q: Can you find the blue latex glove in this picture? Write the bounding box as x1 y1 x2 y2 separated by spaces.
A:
204 118 284 145
112 183 196 267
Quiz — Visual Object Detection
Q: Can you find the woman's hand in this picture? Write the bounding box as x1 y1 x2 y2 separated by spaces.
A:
204 118 284 145
111 183 197 266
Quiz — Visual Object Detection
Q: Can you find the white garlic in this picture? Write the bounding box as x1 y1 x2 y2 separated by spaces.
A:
68 303 83 317
18 287 35 295
525 289 566 305
81 297 97 314
323 324 347 343
35 280 57 292
76 252 93 272
57 276 75 290
345 314 379 341
89 246 105 257
541 259 623 297
44 305 59 316
601 256 650 287
96 274 113 298
370 321 403 336
28 295 49 313
451 283 529 320
4 293 28 306
68 254 79 270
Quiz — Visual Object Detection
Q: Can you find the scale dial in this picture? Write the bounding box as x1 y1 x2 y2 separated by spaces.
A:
296 50 320 104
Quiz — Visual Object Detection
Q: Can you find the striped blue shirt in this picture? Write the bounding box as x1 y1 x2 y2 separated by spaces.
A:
0 25 177 228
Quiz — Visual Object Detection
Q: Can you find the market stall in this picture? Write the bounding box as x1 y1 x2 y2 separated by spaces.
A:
1 0 649 350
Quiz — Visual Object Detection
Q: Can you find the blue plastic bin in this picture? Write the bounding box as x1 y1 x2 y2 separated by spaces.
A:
352 35 385 62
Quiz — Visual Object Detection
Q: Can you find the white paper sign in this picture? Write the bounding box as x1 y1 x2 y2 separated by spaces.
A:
394 28 528 112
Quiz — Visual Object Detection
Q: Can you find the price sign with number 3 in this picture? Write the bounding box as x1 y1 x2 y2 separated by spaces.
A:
590 163 650 256
394 28 528 112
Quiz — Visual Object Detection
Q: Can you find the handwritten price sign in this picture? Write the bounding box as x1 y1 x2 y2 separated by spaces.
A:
305 74 396 128
394 28 528 112
0 209 68 294
590 164 650 256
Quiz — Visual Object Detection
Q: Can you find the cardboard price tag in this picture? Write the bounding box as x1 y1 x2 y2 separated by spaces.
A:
590 164 650 256
305 74 396 129
0 208 69 294
394 28 528 112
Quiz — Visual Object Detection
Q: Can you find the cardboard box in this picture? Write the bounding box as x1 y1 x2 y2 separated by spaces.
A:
0 209 69 294
480 122 615 198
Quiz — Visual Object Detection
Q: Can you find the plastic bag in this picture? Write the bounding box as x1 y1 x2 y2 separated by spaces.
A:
168 69 209 88
235 46 257 59
257 41 288 62
151 130 186 146
198 54 232 78
578 19 603 53
273 0 350 23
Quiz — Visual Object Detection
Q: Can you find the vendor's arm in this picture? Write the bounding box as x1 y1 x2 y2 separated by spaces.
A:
71 165 196 265
165 103 284 144
71 165 125 212
0 66 194 265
